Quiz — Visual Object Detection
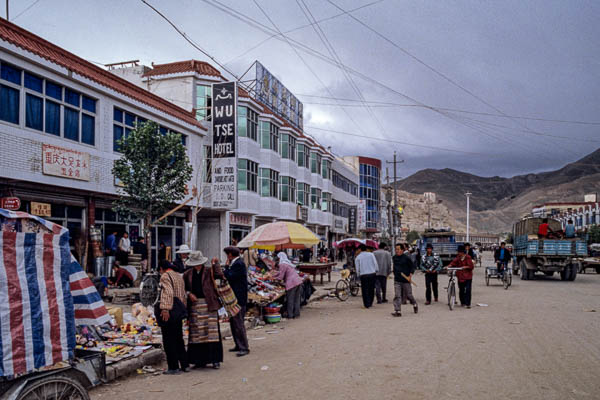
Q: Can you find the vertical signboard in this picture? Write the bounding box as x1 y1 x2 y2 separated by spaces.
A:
212 81 238 209
357 199 366 231
348 206 357 234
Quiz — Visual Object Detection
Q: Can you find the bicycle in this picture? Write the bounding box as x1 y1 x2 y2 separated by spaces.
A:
445 267 463 310
335 268 360 301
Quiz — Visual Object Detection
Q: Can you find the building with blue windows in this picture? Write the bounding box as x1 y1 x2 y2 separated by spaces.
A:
343 156 382 235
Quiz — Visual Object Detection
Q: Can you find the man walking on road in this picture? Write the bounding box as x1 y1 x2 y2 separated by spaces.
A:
420 243 443 304
448 245 475 308
222 246 250 357
373 242 392 304
355 244 378 308
392 243 418 317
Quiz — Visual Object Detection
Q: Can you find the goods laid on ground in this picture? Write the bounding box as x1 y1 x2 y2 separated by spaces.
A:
247 265 286 305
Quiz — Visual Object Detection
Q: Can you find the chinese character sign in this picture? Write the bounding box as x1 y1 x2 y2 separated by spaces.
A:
357 200 366 231
211 81 237 209
42 144 90 181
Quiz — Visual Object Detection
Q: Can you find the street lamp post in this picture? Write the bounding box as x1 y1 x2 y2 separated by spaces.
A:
466 192 472 243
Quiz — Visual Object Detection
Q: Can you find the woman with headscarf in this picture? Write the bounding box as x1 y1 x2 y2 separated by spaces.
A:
273 252 304 319
182 251 224 369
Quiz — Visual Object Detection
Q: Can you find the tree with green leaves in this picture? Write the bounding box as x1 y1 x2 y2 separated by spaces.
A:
112 121 193 266
588 225 600 244
405 230 420 244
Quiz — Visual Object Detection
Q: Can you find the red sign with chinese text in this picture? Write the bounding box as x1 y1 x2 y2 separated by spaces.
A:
1 197 21 210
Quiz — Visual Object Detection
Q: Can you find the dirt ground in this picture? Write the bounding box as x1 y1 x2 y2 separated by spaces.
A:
91 253 600 400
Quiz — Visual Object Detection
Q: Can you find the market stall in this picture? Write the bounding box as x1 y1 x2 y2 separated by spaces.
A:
0 209 111 399
238 222 319 322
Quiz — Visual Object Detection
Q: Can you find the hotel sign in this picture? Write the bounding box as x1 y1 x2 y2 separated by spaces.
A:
211 81 238 209
42 144 90 181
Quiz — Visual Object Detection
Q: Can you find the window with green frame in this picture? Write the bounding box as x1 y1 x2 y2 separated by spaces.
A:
195 84 211 121
238 159 258 192
280 133 296 160
310 152 318 173
321 159 332 180
279 176 296 202
297 144 306 167
259 168 279 197
260 121 270 150
310 187 322 209
321 192 332 212
297 182 310 206
238 106 258 141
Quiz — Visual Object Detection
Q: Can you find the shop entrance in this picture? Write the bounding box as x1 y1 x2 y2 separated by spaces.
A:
230 225 251 246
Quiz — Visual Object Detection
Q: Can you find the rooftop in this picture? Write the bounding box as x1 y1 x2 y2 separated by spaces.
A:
0 19 204 129
142 60 222 78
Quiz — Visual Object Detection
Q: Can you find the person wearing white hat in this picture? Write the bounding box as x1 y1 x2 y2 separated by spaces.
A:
173 244 192 273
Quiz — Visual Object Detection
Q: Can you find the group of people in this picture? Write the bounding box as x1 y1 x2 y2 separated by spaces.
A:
155 245 306 375
352 241 476 314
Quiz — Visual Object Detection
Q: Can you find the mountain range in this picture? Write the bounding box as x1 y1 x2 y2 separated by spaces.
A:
395 148 600 233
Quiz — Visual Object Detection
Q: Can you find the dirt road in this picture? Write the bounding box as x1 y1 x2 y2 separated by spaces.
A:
92 254 600 400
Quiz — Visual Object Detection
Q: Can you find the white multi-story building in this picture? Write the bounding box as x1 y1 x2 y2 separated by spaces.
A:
0 20 207 267
0 20 361 268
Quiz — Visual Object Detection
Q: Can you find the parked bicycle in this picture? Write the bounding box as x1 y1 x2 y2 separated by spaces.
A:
335 268 360 301
445 267 463 310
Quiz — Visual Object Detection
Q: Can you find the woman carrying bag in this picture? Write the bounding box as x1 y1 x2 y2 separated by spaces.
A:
156 260 189 375
182 251 226 369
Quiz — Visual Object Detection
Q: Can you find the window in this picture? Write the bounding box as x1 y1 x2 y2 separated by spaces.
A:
238 106 258 141
238 159 258 192
279 176 296 202
196 84 211 121
260 121 279 151
297 182 310 206
259 168 279 198
310 152 318 173
321 159 331 180
333 170 358 196
333 200 350 218
113 107 187 152
322 192 332 212
297 144 309 168
0 63 96 144
203 145 212 183
311 188 322 210
280 133 296 161
360 162 381 228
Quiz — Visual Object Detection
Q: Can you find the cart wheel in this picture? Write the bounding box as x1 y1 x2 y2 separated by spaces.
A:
349 277 360 297
485 269 490 286
335 279 350 302
507 272 512 287
139 274 160 307
448 283 456 311
16 375 90 400
503 273 509 290
519 260 527 281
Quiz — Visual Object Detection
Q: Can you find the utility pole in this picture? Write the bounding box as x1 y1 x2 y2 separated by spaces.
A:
386 152 404 246
6 0 8 21
466 192 472 243
386 168 393 240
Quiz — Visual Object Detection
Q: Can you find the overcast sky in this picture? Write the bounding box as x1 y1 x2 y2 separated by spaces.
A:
13 0 600 178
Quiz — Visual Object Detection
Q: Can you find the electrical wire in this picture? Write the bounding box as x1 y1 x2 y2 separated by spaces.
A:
223 0 384 66
13 0 42 21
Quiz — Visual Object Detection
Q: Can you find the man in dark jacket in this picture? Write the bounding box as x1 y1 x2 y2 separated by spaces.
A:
494 242 511 277
391 243 418 317
222 246 249 357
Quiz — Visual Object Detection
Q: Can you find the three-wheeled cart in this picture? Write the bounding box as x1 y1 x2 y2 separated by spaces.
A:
485 263 512 290
0 209 110 400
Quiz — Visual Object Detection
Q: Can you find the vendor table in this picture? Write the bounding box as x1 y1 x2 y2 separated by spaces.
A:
298 262 335 284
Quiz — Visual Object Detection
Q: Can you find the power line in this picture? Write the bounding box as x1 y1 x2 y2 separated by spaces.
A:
13 0 42 21
297 94 600 126
200 0 574 161
251 0 372 141
295 0 387 137
223 0 384 66
325 0 586 155
304 125 493 156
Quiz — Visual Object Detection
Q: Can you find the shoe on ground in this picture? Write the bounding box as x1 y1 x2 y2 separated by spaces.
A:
163 369 181 375
466 305 471 309
237 350 250 357
434 298 438 302
382 299 388 303
181 367 190 373
229 347 240 352
425 301 431 305
376 301 382 304
391 312 401 317
212 363 220 369
413 304 419 314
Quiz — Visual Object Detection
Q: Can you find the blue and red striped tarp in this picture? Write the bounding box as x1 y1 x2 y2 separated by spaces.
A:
0 209 109 377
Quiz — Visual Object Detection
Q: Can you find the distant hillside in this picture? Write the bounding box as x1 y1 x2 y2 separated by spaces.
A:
395 149 600 233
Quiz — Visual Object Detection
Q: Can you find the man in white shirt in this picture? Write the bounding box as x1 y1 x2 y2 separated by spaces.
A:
117 232 131 265
355 244 378 308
